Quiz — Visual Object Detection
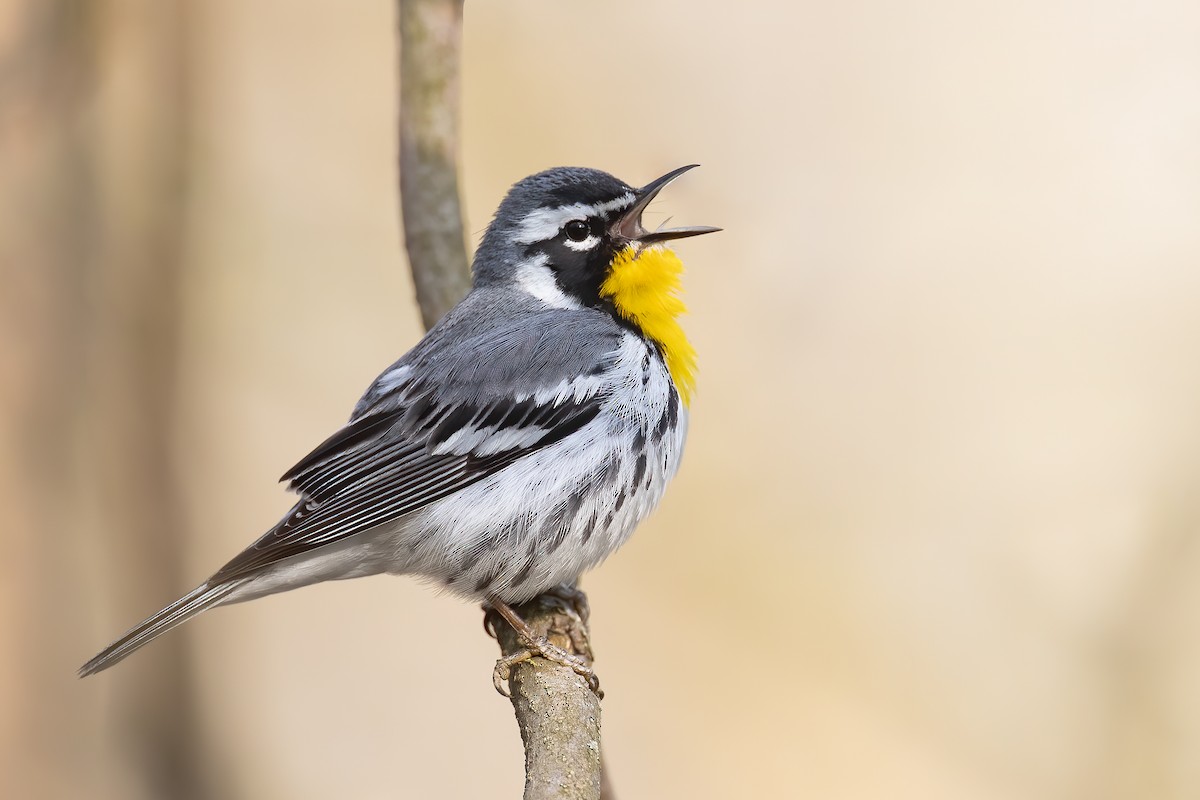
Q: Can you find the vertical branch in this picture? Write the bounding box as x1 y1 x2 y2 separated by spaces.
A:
493 596 604 800
397 0 472 327
395 3 607 798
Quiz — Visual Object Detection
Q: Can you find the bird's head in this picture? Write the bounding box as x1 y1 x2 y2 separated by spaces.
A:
473 165 719 311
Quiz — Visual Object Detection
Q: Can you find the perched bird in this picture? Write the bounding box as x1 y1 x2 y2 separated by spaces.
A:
80 165 717 687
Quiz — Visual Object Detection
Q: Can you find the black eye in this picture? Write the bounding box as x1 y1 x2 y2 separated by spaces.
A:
564 220 591 242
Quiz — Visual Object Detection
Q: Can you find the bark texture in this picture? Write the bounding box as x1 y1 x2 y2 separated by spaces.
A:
493 597 603 800
397 0 472 326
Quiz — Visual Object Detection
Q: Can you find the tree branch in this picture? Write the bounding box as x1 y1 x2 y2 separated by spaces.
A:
397 0 472 327
492 596 604 800
395 2 607 798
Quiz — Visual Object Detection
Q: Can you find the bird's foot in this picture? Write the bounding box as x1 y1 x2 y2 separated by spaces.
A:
483 586 589 643
491 637 600 697
487 596 602 698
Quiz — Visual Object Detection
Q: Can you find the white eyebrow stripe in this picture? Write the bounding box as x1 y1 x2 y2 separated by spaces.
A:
513 193 635 244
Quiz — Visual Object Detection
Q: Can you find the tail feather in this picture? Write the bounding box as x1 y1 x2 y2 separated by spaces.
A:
79 580 245 677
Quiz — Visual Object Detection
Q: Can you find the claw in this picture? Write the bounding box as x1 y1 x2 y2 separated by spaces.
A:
487 596 603 698
492 649 532 696
491 636 602 698
482 604 501 639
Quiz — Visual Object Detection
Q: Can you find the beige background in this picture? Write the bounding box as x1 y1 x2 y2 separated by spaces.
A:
4 1 1200 798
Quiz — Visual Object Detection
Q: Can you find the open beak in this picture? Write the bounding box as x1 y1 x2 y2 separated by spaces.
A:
611 164 722 245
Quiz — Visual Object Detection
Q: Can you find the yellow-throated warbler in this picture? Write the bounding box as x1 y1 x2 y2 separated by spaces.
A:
81 165 717 685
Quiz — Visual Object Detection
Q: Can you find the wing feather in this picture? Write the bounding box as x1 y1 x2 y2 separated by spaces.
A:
210 305 623 583
211 383 602 582
280 406 406 485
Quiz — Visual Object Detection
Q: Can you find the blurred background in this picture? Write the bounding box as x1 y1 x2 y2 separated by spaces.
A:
4 1 1200 797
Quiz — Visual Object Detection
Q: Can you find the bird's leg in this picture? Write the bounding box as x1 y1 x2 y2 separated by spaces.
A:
545 582 590 625
537 584 594 658
488 596 601 698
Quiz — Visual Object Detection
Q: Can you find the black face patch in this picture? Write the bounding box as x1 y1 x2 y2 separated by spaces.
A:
524 216 622 307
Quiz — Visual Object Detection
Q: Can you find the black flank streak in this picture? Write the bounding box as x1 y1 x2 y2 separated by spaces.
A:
510 556 535 588
656 393 679 440
565 489 584 520
547 522 569 553
474 567 500 594
632 453 647 491
510 536 540 586
460 548 483 573
599 453 620 483
559 488 588 543
541 502 571 553
580 508 597 544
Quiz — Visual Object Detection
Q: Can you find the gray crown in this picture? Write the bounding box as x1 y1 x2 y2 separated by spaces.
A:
472 167 634 286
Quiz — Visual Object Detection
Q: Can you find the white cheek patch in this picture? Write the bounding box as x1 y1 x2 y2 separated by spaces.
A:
513 194 635 244
513 255 582 309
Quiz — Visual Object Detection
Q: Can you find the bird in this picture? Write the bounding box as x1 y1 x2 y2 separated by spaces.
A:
80 164 718 689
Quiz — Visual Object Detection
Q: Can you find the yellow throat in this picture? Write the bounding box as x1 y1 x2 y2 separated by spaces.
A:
599 245 696 406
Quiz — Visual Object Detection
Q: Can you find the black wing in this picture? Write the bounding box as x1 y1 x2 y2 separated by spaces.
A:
210 386 602 582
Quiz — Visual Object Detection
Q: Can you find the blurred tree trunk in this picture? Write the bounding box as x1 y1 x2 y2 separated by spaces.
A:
0 2 211 798
0 2 95 793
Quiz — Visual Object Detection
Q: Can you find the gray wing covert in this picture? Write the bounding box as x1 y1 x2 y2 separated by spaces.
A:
210 309 624 582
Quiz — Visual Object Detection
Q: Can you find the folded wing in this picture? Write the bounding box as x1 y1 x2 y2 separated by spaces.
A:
211 309 619 582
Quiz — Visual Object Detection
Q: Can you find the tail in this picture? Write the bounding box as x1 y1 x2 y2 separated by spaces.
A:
79 580 246 677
